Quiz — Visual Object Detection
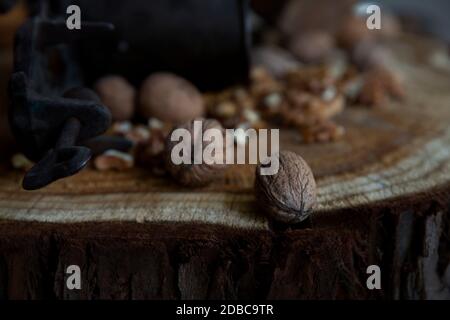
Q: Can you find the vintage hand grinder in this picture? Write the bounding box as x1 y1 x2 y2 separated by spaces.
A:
1 0 250 190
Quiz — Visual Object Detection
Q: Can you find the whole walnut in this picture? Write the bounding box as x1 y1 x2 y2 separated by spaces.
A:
252 46 301 78
94 76 136 121
255 151 317 224
351 39 389 71
165 119 228 187
139 73 205 124
289 30 335 64
337 15 375 50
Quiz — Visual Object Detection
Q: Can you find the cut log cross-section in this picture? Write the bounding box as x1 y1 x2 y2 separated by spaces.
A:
0 36 449 300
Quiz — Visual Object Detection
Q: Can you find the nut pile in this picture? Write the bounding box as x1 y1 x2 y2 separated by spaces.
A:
205 65 347 143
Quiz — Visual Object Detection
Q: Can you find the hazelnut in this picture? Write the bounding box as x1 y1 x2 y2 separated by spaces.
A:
255 151 317 224
94 76 136 121
165 119 228 187
282 90 345 127
139 73 205 124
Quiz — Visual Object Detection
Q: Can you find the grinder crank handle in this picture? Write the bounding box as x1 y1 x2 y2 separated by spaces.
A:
22 117 91 190
21 86 133 190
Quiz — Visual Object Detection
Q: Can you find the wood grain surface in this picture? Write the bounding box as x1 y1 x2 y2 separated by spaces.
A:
0 36 449 229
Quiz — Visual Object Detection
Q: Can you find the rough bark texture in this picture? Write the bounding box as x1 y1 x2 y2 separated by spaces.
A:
0 186 448 300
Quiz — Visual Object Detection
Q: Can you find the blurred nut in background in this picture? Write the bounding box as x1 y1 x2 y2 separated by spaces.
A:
94 75 136 121
289 30 335 64
165 119 228 187
358 66 405 107
139 73 205 124
337 15 375 50
351 39 390 71
278 0 356 38
252 46 302 78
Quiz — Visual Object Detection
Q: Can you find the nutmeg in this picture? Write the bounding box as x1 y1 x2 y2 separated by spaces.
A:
139 73 205 124
165 119 228 187
94 76 136 121
255 151 317 224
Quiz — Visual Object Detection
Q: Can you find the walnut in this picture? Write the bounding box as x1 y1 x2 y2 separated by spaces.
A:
289 30 335 64
358 67 405 107
94 76 136 121
250 67 283 99
255 151 317 224
284 66 335 94
351 39 390 71
260 92 285 117
281 90 345 127
252 46 302 78
205 86 264 129
336 15 375 50
139 73 205 124
164 119 228 187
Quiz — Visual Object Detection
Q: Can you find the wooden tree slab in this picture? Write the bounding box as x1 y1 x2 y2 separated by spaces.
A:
0 36 449 300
